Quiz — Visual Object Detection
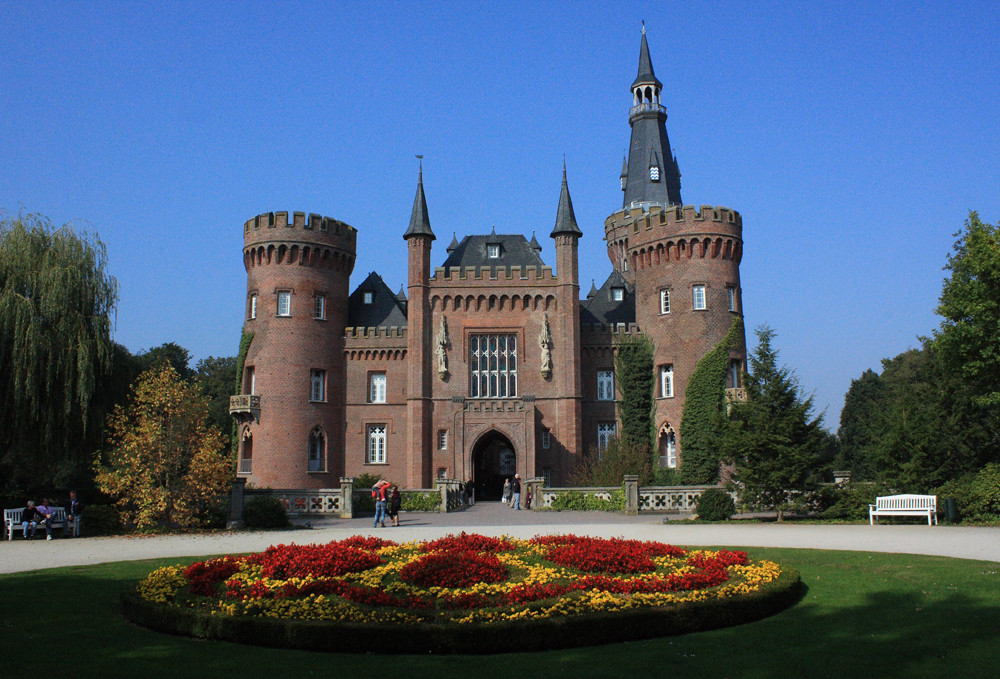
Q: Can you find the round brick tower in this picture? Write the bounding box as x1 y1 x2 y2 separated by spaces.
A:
236 210 356 488
605 28 746 470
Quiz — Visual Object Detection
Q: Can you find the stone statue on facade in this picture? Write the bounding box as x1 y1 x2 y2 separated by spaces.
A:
538 314 552 379
436 315 449 380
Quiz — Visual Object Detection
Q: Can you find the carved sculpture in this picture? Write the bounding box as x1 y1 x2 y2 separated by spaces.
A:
538 314 552 379
436 315 449 379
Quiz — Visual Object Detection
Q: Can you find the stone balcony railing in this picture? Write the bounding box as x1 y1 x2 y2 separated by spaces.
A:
229 394 261 424
725 387 747 403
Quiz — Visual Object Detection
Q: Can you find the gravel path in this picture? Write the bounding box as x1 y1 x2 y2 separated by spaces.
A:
3 502 998 574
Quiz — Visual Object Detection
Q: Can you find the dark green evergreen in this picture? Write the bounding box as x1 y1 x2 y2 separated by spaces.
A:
678 317 743 484
720 326 824 521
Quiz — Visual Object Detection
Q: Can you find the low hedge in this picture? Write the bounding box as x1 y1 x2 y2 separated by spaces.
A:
120 565 802 655
548 489 626 511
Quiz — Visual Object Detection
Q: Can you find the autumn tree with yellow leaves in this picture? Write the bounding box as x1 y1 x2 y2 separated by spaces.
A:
94 362 232 529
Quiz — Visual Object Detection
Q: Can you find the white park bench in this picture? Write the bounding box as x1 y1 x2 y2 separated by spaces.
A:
869 494 937 525
4 506 75 540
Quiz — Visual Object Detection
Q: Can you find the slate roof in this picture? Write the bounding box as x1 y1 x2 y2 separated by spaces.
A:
440 233 547 274
580 270 635 325
403 165 435 240
348 271 408 328
550 163 583 238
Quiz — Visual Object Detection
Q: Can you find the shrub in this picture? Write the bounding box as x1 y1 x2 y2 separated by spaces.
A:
242 495 290 529
934 464 1000 523
549 489 625 511
401 491 440 512
820 483 889 521
696 488 736 521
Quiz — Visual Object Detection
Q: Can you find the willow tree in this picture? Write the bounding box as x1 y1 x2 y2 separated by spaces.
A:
0 212 119 489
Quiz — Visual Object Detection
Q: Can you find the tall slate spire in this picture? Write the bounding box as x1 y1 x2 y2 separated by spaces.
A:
403 161 435 240
550 161 582 238
622 27 682 208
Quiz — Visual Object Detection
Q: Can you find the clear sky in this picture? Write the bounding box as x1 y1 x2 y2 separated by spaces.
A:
3 1 998 429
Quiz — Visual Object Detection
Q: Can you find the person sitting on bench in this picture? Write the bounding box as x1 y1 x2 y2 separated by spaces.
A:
21 501 41 540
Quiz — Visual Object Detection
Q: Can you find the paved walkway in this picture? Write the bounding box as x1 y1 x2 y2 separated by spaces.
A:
2 501 998 574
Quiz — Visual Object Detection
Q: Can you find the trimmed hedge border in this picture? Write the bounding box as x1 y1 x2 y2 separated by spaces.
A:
120 566 802 655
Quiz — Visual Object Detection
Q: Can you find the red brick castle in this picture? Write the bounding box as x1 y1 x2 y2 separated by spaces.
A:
231 30 746 497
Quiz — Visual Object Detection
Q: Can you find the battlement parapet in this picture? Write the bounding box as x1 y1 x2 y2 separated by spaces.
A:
604 204 742 241
581 322 643 336
343 326 408 340
243 211 357 252
429 264 556 284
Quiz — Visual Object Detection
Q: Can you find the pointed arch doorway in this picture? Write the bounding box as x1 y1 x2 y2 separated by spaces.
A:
472 431 516 501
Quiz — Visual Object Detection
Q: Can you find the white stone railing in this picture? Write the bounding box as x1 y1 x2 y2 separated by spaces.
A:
249 488 345 516
638 486 724 513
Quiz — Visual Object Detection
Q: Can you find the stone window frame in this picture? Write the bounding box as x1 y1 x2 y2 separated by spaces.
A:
276 290 292 317
314 293 327 320
659 288 670 315
597 421 616 455
369 372 387 404
660 364 674 398
597 369 615 401
307 426 325 473
691 284 707 311
468 331 518 399
367 423 387 464
309 369 326 402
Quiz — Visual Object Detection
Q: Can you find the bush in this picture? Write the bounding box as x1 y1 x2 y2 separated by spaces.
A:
934 464 1000 523
549 489 625 511
570 438 652 486
820 483 890 521
242 495 290 529
401 491 440 512
696 489 736 521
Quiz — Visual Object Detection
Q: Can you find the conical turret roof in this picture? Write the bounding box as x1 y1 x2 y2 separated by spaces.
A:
631 25 662 90
550 162 582 238
403 163 435 240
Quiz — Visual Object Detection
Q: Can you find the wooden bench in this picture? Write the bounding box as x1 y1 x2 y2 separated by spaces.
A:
869 494 937 525
4 506 73 540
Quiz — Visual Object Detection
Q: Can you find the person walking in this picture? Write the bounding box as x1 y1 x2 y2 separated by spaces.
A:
512 474 521 510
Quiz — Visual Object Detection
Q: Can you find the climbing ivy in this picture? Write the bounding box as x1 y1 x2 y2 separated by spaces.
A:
614 332 655 448
231 331 254 452
678 317 744 484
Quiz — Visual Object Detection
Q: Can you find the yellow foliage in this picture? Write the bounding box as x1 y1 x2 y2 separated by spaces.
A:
94 362 232 529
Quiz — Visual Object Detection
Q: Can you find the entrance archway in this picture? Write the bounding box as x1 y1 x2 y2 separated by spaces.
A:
471 431 516 501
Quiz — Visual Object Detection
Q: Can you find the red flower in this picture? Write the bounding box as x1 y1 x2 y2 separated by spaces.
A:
184 557 242 596
421 532 513 554
400 551 509 588
247 541 383 579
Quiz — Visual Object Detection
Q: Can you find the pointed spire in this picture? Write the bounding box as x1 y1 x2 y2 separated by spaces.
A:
486 225 501 244
396 284 407 301
529 230 542 253
620 155 629 179
587 279 598 299
550 161 582 238
403 159 435 240
632 24 662 90
447 232 460 253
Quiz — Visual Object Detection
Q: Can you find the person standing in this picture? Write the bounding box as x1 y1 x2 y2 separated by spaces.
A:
373 480 389 528
21 501 41 539
502 478 512 506
388 486 402 527
67 490 83 537
512 474 521 510
465 479 475 506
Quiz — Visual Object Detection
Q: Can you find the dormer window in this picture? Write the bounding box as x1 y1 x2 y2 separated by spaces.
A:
649 165 660 182
487 244 500 259
612 287 625 302
363 291 373 305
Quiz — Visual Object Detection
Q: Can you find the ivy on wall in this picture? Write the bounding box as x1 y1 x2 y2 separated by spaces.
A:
614 332 655 448
678 317 743 484
231 331 254 452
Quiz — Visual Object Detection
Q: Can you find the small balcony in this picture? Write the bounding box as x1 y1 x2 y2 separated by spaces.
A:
230 394 261 424
629 102 666 117
725 387 747 403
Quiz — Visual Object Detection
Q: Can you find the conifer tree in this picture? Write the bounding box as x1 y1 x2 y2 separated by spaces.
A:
721 326 824 520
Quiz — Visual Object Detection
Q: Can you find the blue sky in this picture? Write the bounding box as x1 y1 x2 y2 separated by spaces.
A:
3 1 999 429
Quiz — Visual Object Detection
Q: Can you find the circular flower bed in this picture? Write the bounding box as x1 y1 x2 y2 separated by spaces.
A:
123 532 801 654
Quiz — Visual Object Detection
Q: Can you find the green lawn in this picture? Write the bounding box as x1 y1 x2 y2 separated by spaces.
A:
3 548 998 678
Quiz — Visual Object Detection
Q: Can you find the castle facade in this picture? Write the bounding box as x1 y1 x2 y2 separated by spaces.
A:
231 31 746 497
